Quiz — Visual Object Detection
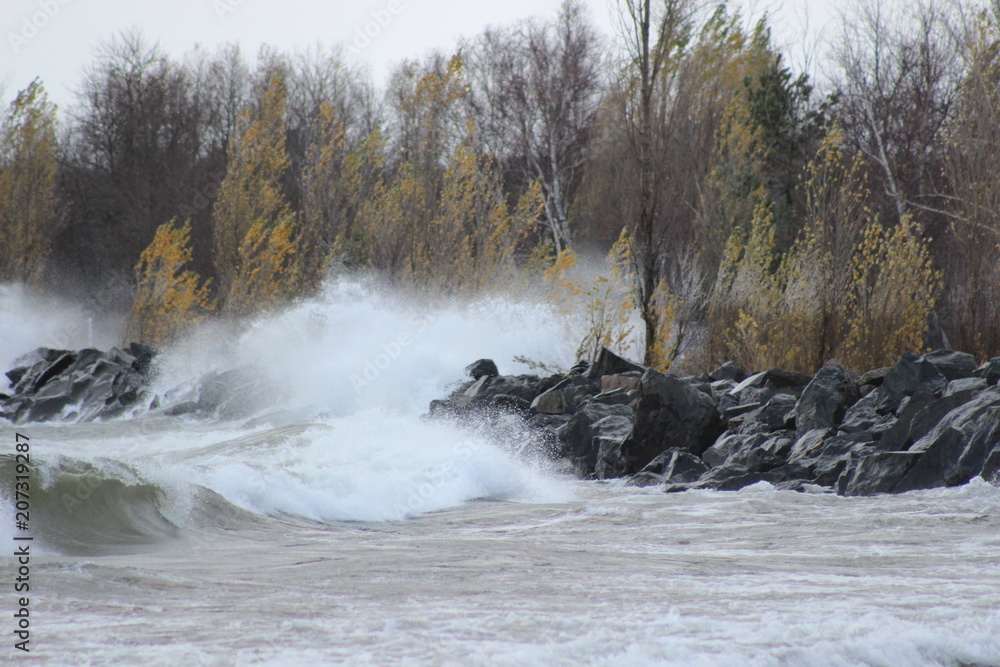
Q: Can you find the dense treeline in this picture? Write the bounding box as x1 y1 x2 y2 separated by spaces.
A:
1 0 998 370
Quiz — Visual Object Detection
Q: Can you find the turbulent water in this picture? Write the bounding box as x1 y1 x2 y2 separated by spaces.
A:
1 280 999 666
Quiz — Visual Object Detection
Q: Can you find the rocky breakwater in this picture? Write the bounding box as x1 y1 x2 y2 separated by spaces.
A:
0 345 272 424
0 344 158 424
428 349 1000 496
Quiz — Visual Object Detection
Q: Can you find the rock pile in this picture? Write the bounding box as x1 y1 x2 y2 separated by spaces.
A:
0 344 158 424
429 348 1000 496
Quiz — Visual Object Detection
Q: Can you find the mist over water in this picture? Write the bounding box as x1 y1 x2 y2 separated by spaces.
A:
150 278 580 418
1 277 580 532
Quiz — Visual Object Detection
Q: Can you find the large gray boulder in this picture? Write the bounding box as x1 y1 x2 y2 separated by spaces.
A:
794 364 860 437
619 368 722 473
561 403 634 478
893 388 1000 492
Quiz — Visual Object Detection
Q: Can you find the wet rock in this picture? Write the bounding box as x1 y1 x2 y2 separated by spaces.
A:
734 394 796 435
922 349 977 381
838 451 922 496
593 415 635 480
619 368 722 473
945 377 988 397
465 359 499 380
859 366 890 388
638 448 709 484
974 357 1000 385
584 347 646 380
531 382 568 415
707 361 747 383
878 352 947 412
893 389 1000 492
561 403 634 478
1 345 160 424
794 364 860 437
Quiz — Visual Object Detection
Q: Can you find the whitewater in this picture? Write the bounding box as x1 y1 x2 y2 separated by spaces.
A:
1 280 999 666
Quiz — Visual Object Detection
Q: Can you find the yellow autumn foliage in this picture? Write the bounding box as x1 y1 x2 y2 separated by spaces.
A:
126 220 213 347
213 75 302 315
708 129 941 373
0 80 58 285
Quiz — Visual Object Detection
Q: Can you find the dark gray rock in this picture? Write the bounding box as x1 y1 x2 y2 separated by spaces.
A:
794 364 860 437
878 352 947 412
893 389 1000 492
789 430 875 486
839 391 897 436
876 391 979 453
638 448 709 484
584 347 646 380
696 464 778 491
922 349 977 381
588 388 635 407
593 415 635 480
708 361 747 383
1 345 160 424
620 368 722 474
945 377 988 397
561 403 634 478
531 383 568 415
703 433 760 468
974 358 1000 385
982 445 1000 483
763 368 813 388
734 393 797 435
465 359 499 380
859 366 891 388
838 451 922 496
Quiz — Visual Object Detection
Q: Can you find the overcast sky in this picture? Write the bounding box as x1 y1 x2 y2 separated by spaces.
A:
1 0 840 110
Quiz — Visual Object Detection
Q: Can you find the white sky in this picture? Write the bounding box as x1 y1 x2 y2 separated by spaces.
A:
0 0 840 110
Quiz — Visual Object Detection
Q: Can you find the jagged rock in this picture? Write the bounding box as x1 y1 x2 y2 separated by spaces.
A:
763 368 813 388
531 382 568 415
759 432 795 459
839 392 896 436
703 433 761 468
1 345 160 424
734 393 796 435
922 349 977 381
878 352 947 412
982 445 1000 483
638 448 709 484
893 389 1000 492
838 451 922 496
945 378 988 397
588 388 635 407
707 361 747 383
619 368 722 474
876 391 979 453
601 374 641 393
794 364 860 437
465 359 499 380
584 347 646 380
974 357 1000 385
593 416 635 480
561 403 634 478
696 464 778 491
859 366 891 388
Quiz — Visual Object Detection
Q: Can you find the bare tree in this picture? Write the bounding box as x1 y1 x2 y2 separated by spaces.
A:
832 0 963 223
59 29 209 286
465 0 604 252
